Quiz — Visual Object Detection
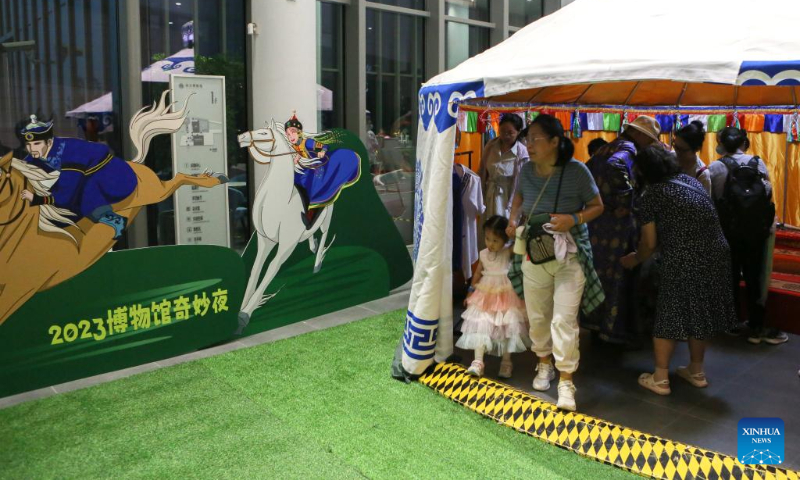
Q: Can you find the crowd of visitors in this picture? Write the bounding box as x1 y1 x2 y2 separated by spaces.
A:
458 113 787 411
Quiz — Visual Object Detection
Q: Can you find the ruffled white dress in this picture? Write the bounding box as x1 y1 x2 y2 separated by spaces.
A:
456 248 531 356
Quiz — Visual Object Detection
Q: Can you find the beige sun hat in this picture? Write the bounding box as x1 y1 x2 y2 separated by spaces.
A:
625 115 661 142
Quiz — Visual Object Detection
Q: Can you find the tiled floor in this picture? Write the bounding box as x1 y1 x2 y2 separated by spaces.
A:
454 317 800 471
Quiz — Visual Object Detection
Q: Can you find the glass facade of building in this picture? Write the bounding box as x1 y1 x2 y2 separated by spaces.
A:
366 8 424 244
446 22 490 70
446 0 491 22
370 0 426 9
0 0 126 244
139 0 249 252
509 0 544 28
0 1 121 151
0 0 561 251
317 1 344 131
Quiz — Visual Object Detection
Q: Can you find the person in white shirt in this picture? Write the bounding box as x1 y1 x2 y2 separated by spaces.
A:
479 114 529 219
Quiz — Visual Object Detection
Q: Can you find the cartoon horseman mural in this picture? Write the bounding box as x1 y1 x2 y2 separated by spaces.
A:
20 115 136 239
236 113 361 334
0 92 411 399
0 90 228 325
283 113 354 225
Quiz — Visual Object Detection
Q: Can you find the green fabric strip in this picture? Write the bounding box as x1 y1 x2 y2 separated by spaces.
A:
603 113 621 132
573 224 605 314
466 111 478 132
706 114 727 133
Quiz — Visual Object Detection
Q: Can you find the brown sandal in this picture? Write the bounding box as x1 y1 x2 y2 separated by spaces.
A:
498 360 513 379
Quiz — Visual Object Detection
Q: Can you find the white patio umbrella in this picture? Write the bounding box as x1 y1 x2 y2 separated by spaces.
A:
140 47 196 82
68 48 333 122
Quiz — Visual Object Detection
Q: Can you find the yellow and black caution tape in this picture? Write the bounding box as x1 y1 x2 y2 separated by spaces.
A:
420 363 800 480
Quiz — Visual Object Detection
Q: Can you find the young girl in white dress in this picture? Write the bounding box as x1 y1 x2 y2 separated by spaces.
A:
457 215 530 378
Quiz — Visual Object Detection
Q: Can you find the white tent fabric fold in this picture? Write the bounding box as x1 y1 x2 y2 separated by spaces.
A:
401 0 800 375
426 0 800 94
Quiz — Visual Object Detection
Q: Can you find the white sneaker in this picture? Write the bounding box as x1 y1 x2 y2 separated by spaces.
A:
532 362 555 391
557 380 577 411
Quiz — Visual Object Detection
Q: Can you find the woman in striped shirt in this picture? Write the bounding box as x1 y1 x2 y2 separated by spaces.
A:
506 114 604 411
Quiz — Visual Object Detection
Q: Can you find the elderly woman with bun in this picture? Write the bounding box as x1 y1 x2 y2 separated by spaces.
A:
673 121 712 195
622 145 737 396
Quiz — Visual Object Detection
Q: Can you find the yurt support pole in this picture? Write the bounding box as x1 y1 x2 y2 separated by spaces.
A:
526 87 548 104
574 84 593 105
671 83 689 144
622 81 641 107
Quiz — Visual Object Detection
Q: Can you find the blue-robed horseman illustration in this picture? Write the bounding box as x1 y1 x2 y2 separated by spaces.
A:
2 90 229 325
234 113 362 333
20 115 134 238
284 113 360 228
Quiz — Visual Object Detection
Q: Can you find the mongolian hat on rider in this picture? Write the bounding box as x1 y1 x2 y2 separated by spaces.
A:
285 111 303 131
20 115 54 142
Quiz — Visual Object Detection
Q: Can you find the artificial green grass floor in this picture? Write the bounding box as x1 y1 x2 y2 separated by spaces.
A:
0 310 635 479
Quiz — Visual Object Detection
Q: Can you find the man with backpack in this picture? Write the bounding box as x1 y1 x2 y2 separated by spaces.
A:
709 127 788 345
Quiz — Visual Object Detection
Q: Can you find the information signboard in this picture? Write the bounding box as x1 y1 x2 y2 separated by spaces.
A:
170 74 230 247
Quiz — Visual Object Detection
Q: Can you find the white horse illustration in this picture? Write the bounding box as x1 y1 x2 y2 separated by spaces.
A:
235 120 335 334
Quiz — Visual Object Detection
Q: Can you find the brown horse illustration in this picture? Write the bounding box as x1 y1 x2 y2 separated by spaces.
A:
0 91 225 325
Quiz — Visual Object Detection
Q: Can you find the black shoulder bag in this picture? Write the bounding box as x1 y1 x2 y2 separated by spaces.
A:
525 166 566 265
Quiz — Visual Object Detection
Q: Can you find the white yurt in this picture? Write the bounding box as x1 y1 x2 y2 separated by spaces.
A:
400 0 800 376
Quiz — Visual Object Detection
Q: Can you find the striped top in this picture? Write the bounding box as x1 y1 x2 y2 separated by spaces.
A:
518 159 599 216
511 159 606 315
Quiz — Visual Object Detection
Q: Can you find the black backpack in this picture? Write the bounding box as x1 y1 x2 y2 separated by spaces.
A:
716 156 774 240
